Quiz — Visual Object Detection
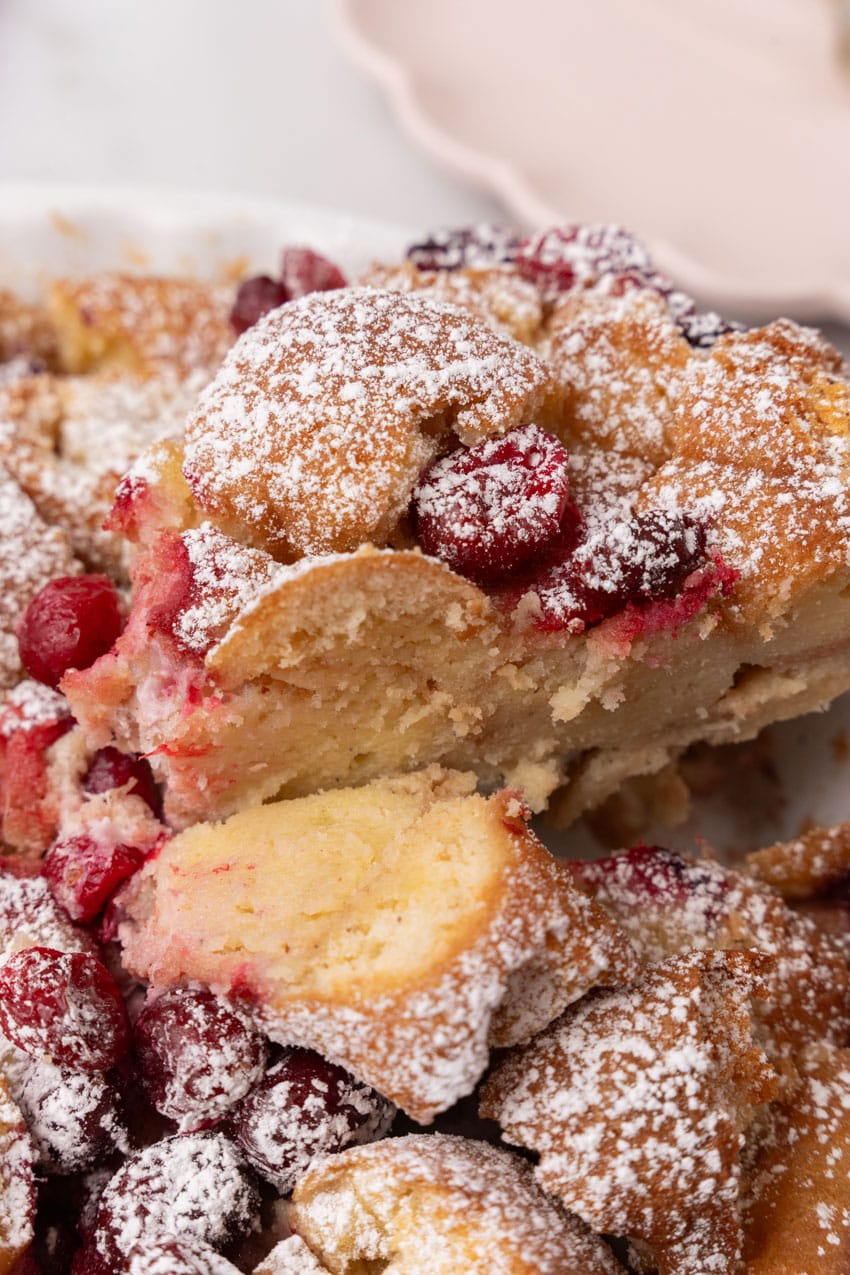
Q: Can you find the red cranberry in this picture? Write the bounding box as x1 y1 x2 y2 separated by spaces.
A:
18 1059 127 1174
573 845 730 932
134 987 266 1129
412 424 575 584
280 246 347 298
83 747 162 818
666 290 741 348
231 1047 395 1193
43 835 148 925
91 1132 260 1267
17 576 123 689
406 224 519 271
229 275 287 336
124 1236 241 1275
0 948 130 1071
526 509 708 632
516 224 660 295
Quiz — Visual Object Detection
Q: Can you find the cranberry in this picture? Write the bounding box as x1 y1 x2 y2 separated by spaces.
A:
573 846 730 934
231 1047 395 1193
43 834 148 924
412 424 575 584
0 948 130 1071
516 224 661 295
229 275 287 336
124 1236 241 1275
17 576 123 689
666 290 741 348
134 987 266 1129
527 509 708 632
83 747 162 818
625 511 708 599
406 224 519 272
280 246 347 298
18 1059 126 1174
90 1132 260 1267
70 1241 114 1275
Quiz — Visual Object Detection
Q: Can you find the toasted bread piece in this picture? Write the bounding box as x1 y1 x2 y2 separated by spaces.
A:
182 288 563 558
572 847 850 1067
288 1134 626 1275
742 1042 850 1273
0 367 206 577
117 768 637 1121
360 260 544 345
481 950 776 1275
746 820 850 900
0 287 58 369
49 273 232 377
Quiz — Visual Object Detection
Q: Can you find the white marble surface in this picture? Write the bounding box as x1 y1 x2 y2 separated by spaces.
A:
0 0 847 356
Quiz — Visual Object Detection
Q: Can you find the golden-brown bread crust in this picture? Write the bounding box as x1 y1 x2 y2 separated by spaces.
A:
182 288 563 558
746 820 850 900
117 769 638 1122
288 1134 627 1275
360 260 545 345
0 287 58 368
481 950 776 1275
572 850 850 1068
48 272 232 377
546 287 692 465
0 367 201 575
742 1042 850 1273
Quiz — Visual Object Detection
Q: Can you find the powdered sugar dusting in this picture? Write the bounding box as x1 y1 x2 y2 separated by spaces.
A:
92 1132 258 1261
292 1134 624 1274
0 679 69 736
576 848 850 1062
0 1077 35 1256
258 1235 330 1274
482 951 775 1272
119 788 636 1122
0 871 93 965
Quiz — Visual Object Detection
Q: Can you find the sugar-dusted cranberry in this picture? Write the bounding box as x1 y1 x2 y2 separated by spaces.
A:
231 1047 395 1193
43 834 148 925
0 948 130 1071
527 508 708 632
412 424 576 584
17 1059 127 1174
516 224 661 295
280 246 347 299
626 511 708 600
17 576 123 689
572 845 731 938
83 746 162 818
125 1236 241 1275
406 224 519 272
666 290 741 349
90 1132 260 1267
229 275 287 336
134 987 266 1130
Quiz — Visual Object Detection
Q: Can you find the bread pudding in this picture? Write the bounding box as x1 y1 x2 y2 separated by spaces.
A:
1 219 850 1270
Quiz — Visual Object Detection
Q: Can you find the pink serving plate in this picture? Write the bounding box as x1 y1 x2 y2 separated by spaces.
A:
336 0 850 322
